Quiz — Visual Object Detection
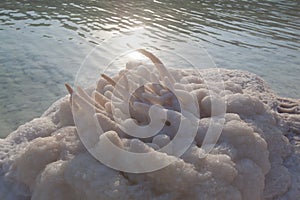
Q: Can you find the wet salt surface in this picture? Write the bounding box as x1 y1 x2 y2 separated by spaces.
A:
0 0 299 137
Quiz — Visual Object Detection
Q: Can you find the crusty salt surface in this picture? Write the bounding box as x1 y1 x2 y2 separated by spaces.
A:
0 68 299 200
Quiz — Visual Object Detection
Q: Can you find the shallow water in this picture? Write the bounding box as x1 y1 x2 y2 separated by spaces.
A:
0 0 299 138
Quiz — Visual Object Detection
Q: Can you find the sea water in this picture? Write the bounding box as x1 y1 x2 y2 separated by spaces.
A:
0 0 299 137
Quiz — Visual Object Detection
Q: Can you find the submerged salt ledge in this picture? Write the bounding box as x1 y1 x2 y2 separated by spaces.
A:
0 66 300 200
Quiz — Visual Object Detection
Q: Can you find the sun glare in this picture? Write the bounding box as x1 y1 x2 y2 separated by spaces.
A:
128 51 146 61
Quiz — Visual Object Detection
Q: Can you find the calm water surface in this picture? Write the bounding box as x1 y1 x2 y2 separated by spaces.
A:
0 0 299 137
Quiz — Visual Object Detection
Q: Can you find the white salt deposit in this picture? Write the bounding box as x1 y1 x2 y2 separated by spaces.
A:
0 57 299 199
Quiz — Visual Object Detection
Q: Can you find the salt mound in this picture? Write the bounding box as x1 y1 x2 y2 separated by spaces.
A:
0 57 299 200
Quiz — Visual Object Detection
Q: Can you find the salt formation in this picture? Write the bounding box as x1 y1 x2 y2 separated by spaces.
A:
0 50 299 200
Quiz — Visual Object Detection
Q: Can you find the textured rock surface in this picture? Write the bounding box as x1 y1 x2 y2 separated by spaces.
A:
0 68 299 200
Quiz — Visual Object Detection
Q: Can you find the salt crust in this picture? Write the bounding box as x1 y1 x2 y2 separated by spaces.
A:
0 68 299 200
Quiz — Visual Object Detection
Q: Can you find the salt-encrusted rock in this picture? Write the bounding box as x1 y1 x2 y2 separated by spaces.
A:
0 55 299 200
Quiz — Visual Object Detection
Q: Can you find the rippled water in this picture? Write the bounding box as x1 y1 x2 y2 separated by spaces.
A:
0 0 299 137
